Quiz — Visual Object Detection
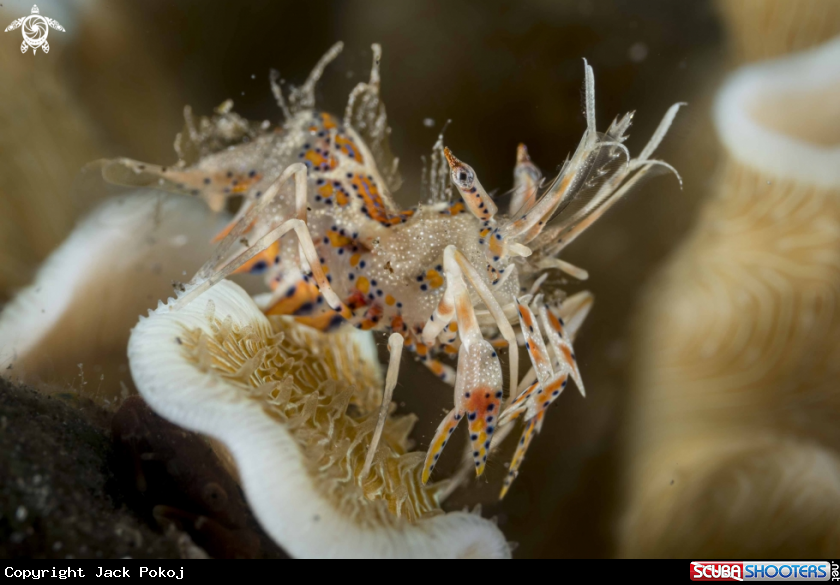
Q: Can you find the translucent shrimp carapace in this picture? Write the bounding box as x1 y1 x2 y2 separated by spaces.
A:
105 43 682 499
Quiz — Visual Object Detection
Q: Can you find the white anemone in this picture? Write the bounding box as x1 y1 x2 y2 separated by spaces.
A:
128 279 510 559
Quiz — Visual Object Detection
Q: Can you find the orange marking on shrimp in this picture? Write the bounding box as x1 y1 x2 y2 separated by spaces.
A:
348 174 414 226
295 310 345 332
231 174 262 194
454 296 475 326
500 412 543 499
539 374 568 410
304 149 337 171
463 386 501 476
425 269 444 289
425 358 456 384
559 345 577 376
502 409 525 425
337 304 354 320
359 305 383 331
422 408 462 484
327 230 352 248
351 174 387 217
511 381 539 409
232 240 280 275
317 182 336 198
335 134 364 164
527 341 550 371
442 201 466 216
344 290 368 311
511 143 540 215
320 113 338 129
443 147 496 221
110 48 682 501
518 304 534 328
390 314 404 331
356 276 370 294
264 279 320 316
518 301 553 380
488 233 504 257
508 170 575 237
547 309 566 336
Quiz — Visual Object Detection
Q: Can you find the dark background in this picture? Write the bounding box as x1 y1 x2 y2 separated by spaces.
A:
0 0 725 557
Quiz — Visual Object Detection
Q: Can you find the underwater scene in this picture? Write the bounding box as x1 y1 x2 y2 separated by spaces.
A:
1 0 840 561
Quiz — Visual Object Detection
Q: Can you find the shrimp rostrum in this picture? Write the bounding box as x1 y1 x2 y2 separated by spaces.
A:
104 43 682 499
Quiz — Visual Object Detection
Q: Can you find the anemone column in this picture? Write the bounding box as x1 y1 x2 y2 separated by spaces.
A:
622 34 840 557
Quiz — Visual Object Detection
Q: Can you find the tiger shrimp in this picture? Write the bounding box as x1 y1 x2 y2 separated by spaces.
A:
104 42 683 498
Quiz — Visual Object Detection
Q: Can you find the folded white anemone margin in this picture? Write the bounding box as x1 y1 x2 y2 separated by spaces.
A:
0 193 224 401
128 279 511 559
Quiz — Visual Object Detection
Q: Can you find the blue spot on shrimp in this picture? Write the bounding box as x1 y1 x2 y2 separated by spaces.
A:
102 42 683 499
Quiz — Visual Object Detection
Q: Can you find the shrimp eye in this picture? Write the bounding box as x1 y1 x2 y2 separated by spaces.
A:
452 166 474 189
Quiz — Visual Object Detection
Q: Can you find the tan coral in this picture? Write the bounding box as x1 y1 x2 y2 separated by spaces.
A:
0 0 187 301
0 193 225 406
621 37 840 557
128 279 510 558
0 27 99 298
716 0 840 64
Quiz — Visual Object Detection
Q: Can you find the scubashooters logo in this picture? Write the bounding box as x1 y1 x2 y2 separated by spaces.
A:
691 561 833 581
4 5 65 54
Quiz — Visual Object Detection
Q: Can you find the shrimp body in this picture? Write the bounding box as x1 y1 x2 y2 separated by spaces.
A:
257 109 521 382
115 105 520 380
107 42 682 498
